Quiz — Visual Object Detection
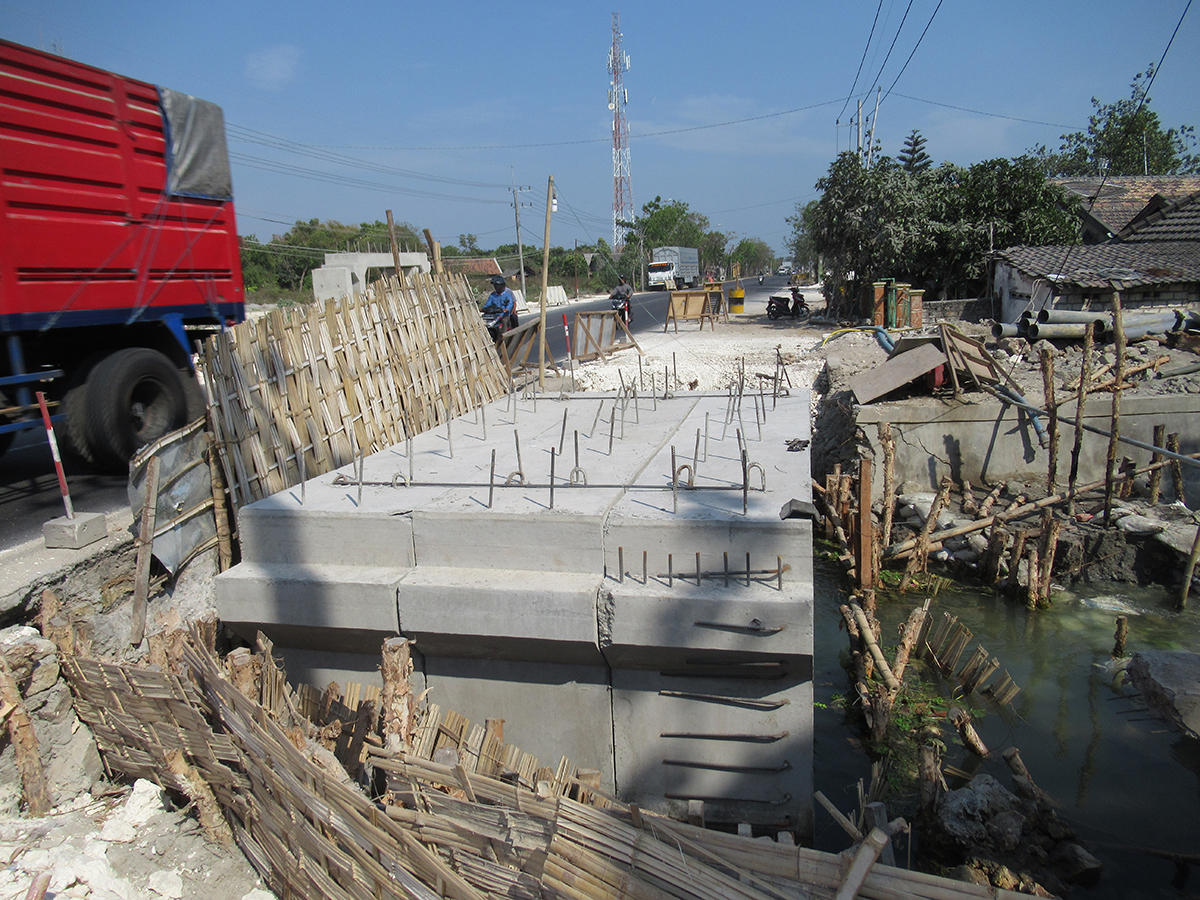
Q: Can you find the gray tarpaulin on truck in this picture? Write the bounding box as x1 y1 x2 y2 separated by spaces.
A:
159 87 233 201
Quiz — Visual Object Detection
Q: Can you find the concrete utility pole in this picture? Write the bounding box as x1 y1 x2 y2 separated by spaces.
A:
538 175 554 390
857 99 863 159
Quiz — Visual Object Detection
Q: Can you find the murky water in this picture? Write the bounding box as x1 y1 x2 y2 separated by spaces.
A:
812 559 1200 898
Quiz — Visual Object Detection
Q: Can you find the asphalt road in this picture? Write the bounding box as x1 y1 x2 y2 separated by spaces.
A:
0 275 809 549
0 428 130 549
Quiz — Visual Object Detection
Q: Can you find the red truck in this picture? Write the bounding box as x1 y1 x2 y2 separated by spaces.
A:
0 39 244 470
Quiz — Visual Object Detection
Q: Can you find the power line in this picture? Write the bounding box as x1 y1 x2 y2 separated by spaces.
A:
866 0 916 97
882 0 946 101
890 92 1080 130
837 0 886 123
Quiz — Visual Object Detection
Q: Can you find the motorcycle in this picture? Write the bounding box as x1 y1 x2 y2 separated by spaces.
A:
758 274 764 285
610 290 632 328
766 290 810 321
482 306 516 343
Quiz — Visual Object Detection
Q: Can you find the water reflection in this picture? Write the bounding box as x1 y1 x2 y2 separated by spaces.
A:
814 561 1200 899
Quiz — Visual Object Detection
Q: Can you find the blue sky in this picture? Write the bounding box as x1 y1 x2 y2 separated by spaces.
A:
4 1 1198 257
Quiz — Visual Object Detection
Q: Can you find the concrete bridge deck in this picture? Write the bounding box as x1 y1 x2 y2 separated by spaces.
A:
216 385 815 833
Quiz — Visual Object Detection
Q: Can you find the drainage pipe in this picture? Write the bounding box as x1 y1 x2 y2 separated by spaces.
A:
991 322 1023 339
1036 309 1109 327
994 383 1049 447
1026 322 1090 341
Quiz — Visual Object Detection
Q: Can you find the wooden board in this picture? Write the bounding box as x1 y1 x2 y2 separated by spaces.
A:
664 290 717 332
849 343 947 404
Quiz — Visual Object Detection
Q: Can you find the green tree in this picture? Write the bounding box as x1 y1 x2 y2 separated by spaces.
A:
898 129 932 173
730 238 773 276
810 152 1079 315
785 200 820 275
1031 67 1200 176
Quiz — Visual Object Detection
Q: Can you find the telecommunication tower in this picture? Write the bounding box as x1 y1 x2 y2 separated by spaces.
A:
608 13 632 252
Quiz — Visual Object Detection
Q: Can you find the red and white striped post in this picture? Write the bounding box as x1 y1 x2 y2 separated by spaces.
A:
36 391 74 520
562 312 572 359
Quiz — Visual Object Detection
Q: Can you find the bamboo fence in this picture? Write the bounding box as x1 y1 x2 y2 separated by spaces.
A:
59 632 1028 900
202 272 509 507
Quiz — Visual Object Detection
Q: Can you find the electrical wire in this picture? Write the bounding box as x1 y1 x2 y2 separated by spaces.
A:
866 0 916 99
837 0 886 124
882 0 946 101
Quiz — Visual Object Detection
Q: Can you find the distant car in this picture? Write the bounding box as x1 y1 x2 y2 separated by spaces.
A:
776 267 790 276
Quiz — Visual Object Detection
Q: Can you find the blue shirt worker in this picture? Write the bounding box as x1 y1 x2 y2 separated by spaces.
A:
483 275 518 331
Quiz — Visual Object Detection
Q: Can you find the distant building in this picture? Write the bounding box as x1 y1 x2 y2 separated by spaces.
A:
993 190 1200 322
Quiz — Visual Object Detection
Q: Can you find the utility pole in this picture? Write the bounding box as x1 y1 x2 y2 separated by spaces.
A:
857 99 863 160
538 175 555 390
866 86 881 165
509 185 532 302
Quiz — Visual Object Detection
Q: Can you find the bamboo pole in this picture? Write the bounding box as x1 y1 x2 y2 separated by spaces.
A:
1041 347 1058 492
1112 616 1129 658
1067 323 1093 517
851 602 900 692
858 456 874 592
538 175 554 390
1036 514 1062 608
1103 289 1125 527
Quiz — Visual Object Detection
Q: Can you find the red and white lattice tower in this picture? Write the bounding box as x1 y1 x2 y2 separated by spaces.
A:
608 13 632 252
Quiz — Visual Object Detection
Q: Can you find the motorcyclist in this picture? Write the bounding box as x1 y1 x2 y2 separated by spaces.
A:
482 275 518 332
609 275 633 326
758 273 764 285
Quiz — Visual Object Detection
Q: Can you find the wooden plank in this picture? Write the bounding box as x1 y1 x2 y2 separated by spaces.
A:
849 343 947 404
130 455 161 646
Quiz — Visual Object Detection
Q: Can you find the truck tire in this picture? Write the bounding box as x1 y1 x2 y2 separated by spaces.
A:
84 348 188 471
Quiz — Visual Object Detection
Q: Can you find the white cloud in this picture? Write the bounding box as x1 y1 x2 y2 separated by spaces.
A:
245 45 301 92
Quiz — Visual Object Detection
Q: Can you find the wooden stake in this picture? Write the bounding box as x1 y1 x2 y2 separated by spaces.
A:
1103 289 1125 527
380 637 415 752
1148 424 1165 505
878 423 895 546
1180 523 1200 611
1037 514 1062 607
1007 530 1029 591
960 479 977 516
982 526 1009 584
949 706 989 758
858 456 874 591
1168 433 1184 503
0 656 50 816
1067 323 1093 517
899 476 951 591
1036 349 1057 493
1025 545 1041 609
1112 616 1129 658
166 749 234 846
130 455 161 646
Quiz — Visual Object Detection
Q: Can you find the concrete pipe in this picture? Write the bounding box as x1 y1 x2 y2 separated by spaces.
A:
1036 308 1109 328
991 322 1022 339
1026 322 1089 340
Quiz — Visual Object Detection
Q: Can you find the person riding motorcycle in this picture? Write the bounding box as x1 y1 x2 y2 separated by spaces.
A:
758 273 764 285
609 275 633 327
482 275 518 335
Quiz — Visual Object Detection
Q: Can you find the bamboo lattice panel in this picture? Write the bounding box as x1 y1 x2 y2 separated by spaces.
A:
202 272 509 507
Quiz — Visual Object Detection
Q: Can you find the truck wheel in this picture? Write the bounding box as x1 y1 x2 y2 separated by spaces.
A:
85 348 188 471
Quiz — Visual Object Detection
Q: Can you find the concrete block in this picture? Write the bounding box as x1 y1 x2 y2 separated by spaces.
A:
396 567 603 664
238 505 415 567
412 511 603 573
216 562 403 651
42 512 107 550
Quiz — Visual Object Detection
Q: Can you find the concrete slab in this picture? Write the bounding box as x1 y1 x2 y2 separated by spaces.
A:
216 385 814 831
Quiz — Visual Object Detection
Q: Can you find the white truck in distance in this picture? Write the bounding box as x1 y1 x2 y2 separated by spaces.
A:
648 246 700 289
